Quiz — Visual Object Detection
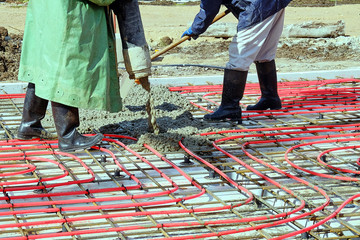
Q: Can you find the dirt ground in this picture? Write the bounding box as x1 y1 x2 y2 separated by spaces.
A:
0 3 360 81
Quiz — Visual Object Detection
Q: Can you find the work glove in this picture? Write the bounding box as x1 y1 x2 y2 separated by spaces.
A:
181 27 199 40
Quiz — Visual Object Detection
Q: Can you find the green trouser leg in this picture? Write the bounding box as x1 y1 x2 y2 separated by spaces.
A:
51 102 103 152
204 69 247 123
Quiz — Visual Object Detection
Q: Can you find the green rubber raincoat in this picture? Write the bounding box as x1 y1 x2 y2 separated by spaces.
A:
18 0 122 113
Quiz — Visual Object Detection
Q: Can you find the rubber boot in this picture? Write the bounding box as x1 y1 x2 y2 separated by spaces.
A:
246 60 282 110
204 69 247 123
17 83 55 140
51 102 104 152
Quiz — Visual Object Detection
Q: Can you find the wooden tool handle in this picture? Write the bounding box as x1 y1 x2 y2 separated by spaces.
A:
151 9 231 61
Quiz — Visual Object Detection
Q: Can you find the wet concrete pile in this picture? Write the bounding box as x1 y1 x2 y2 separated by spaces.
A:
44 84 227 152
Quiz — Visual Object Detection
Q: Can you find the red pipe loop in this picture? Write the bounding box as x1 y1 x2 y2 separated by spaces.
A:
0 163 36 177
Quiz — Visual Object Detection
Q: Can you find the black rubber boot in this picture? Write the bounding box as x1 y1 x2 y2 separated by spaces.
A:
204 69 247 123
18 83 55 140
246 60 282 110
51 102 104 152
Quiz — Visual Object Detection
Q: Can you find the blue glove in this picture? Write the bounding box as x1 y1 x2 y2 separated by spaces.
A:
181 27 198 40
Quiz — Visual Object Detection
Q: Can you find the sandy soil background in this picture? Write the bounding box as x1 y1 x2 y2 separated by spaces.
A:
0 3 360 81
1 4 359 38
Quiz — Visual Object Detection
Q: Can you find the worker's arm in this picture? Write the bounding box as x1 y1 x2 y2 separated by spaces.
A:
189 0 223 36
87 0 115 6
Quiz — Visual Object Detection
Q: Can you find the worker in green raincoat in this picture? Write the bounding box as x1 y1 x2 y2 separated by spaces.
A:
17 0 120 152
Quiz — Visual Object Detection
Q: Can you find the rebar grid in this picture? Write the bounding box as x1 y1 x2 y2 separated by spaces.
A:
172 78 360 127
0 78 359 239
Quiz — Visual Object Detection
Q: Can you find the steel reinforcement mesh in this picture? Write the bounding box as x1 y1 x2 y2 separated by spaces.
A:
0 78 359 240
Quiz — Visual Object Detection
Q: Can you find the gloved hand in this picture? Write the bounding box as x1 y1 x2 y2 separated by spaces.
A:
135 77 150 92
181 27 198 40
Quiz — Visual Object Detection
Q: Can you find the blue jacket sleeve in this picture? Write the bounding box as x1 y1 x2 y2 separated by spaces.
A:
190 0 223 35
238 0 292 30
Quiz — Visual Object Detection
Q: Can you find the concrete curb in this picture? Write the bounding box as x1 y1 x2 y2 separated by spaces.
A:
149 68 360 86
1 68 359 93
0 82 27 94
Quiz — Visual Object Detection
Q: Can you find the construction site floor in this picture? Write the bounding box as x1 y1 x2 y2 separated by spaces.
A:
0 72 360 240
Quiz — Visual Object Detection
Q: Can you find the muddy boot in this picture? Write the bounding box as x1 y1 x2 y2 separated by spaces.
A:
18 83 55 140
246 60 282 110
51 102 103 152
204 69 247 123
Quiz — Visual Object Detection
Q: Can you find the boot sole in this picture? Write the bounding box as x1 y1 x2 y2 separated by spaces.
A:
204 117 242 124
246 107 282 111
18 131 56 140
59 135 104 152
17 134 56 140
17 134 35 140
